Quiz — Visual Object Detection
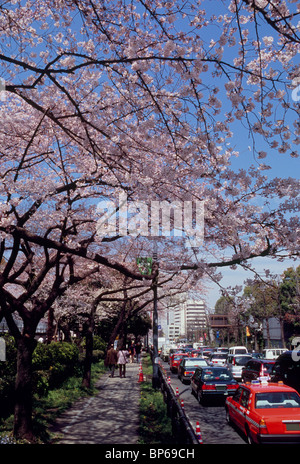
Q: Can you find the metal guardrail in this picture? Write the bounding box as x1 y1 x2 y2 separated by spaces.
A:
158 364 202 445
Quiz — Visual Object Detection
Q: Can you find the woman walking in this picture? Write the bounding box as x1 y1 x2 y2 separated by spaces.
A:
117 346 129 378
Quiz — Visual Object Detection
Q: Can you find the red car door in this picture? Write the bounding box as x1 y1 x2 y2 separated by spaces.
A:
235 387 251 432
228 387 243 425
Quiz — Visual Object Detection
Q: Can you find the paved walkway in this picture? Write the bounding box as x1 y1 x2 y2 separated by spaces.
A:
52 362 141 444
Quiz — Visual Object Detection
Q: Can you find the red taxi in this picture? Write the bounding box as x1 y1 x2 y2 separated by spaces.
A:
169 352 190 373
190 350 202 358
225 381 300 444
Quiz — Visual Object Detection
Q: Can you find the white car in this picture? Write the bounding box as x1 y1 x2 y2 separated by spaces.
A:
228 346 248 356
262 348 287 360
226 354 252 380
208 353 227 366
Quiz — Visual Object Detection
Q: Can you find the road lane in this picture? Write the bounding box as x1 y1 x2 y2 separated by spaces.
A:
160 359 246 444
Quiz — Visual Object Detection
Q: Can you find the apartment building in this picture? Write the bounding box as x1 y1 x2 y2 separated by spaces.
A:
163 294 207 343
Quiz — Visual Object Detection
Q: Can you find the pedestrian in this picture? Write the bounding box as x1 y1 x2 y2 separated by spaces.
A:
135 340 142 364
105 344 118 378
117 346 129 378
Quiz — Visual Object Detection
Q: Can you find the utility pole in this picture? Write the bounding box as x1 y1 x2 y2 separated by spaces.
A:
136 251 159 388
152 242 160 389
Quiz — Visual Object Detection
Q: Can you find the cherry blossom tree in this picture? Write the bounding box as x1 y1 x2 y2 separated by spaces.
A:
0 0 299 440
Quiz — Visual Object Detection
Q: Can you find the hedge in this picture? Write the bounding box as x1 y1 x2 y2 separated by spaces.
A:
0 336 105 417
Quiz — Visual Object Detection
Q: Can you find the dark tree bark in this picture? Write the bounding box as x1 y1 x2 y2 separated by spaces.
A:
13 334 37 442
82 303 96 389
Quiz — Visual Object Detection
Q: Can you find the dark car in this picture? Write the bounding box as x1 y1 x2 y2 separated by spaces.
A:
251 352 264 359
271 350 300 394
191 366 239 404
178 357 208 383
241 359 275 383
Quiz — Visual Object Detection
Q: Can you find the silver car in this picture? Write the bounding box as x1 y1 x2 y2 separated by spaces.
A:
226 354 252 380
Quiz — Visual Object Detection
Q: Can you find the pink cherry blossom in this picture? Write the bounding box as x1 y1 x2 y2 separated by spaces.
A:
0 0 299 441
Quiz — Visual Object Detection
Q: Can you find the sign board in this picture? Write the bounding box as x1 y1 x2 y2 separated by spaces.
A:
136 257 153 275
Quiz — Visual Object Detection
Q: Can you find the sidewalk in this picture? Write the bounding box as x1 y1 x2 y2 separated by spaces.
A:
51 362 141 444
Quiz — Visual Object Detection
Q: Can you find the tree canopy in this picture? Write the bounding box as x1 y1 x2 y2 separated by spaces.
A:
0 0 299 440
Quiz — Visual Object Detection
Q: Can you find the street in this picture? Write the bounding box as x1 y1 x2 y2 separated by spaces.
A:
160 360 246 445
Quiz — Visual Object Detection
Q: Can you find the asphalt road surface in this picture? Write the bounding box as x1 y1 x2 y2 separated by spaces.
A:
160 359 246 445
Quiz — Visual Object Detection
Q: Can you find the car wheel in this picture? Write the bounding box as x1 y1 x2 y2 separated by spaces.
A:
246 427 255 445
197 389 205 404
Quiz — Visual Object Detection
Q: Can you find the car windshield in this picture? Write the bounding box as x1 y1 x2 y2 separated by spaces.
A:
211 354 226 359
255 392 300 409
235 356 251 366
184 359 207 367
202 368 233 381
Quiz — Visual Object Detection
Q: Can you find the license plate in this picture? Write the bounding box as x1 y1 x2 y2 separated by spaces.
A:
285 423 300 431
215 385 226 391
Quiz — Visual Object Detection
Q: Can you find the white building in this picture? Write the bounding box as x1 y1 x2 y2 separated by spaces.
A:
185 298 207 341
162 294 207 343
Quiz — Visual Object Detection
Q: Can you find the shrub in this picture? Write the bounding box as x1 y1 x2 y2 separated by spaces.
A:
0 337 101 408
92 335 106 352
32 341 80 393
139 355 174 444
0 335 17 417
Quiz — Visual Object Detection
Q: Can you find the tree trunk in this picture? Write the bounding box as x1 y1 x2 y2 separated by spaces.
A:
13 335 37 442
108 304 127 348
82 325 93 389
82 304 96 389
47 306 55 343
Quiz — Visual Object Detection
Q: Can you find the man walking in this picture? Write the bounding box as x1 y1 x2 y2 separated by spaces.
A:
105 344 118 377
135 341 142 364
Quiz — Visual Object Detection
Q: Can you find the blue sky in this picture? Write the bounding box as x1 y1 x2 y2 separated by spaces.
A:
204 257 299 311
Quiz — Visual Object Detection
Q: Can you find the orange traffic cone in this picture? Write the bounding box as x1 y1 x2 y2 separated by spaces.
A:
196 421 203 444
138 363 144 382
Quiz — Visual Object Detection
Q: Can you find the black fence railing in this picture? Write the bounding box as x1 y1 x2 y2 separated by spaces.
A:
158 365 202 445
